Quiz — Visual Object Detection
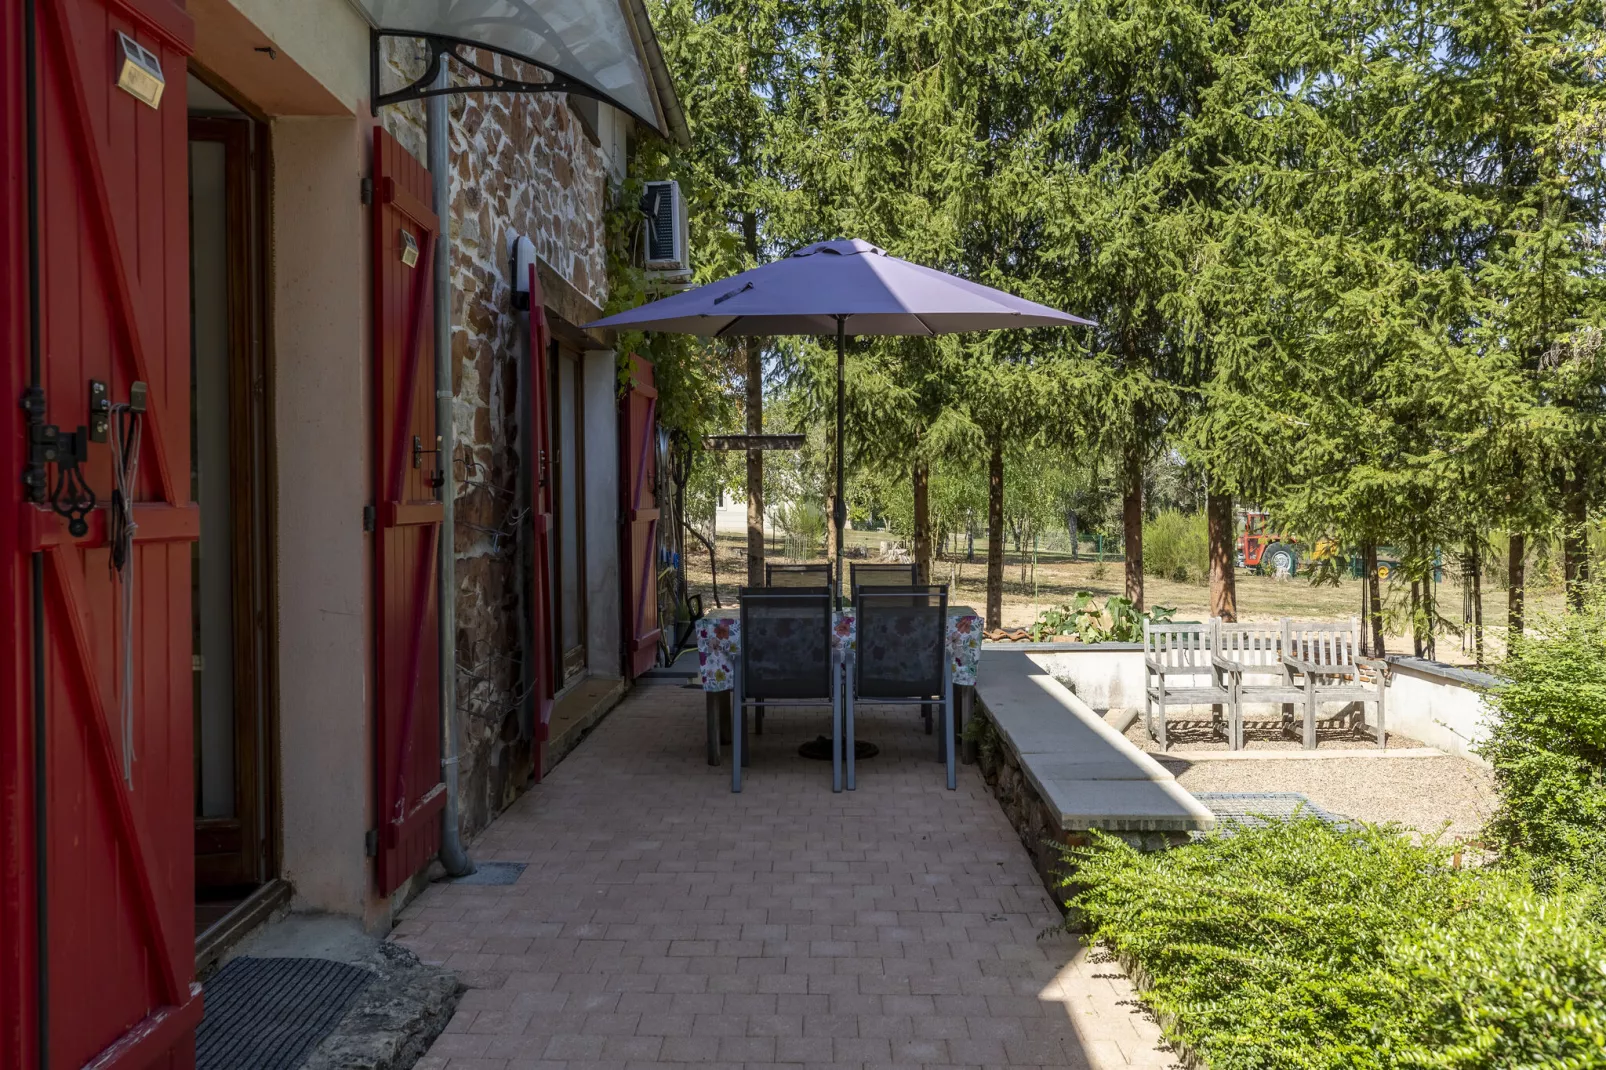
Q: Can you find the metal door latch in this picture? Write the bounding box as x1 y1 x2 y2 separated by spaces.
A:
412 434 445 489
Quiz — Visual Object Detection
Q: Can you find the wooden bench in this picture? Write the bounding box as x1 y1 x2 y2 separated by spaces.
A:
1143 620 1229 750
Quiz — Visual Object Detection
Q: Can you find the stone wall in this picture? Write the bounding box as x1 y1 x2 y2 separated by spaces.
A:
968 713 1189 906
379 42 616 837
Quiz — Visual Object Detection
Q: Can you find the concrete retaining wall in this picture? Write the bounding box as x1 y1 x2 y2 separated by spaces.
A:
1382 657 1501 767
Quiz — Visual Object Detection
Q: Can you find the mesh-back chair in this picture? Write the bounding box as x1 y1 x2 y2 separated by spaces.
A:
846 585 954 791
850 562 916 599
766 562 833 589
735 586 837 793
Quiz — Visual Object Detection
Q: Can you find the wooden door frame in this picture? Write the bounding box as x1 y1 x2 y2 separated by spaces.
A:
187 97 277 894
549 338 588 683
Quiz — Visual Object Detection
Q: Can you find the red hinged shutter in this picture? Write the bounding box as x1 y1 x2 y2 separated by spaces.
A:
621 356 661 678
371 128 445 895
526 267 556 772
5 0 204 1066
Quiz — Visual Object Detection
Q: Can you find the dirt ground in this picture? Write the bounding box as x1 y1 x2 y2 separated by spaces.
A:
683 531 1563 667
1118 717 1500 840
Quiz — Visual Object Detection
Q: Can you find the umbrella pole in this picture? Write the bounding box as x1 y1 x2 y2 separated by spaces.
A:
834 316 846 606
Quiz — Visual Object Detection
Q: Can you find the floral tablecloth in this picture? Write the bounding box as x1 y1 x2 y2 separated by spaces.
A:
694 612 983 692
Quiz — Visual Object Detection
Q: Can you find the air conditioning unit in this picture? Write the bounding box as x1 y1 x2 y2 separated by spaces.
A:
642 180 690 275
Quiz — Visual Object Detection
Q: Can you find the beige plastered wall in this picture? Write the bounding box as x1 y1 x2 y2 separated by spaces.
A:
196 0 391 925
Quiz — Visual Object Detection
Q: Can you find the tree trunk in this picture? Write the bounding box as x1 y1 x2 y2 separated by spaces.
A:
986 435 1005 629
912 459 932 584
1067 510 1079 560
1508 533 1525 637
1564 468 1590 610
1471 543 1484 668
1122 442 1144 609
1363 541 1385 656
1410 580 1424 659
1207 489 1237 622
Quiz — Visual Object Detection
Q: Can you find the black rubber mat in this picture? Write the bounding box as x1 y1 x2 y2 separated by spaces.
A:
448 860 527 885
197 956 372 1070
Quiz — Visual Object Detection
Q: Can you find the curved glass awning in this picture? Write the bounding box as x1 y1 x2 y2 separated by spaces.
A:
355 0 667 134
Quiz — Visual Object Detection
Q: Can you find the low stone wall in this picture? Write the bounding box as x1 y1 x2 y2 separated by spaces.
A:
970 710 1189 899
1002 643 1145 712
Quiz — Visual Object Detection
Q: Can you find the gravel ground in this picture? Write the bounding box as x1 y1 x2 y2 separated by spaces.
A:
1124 718 1499 841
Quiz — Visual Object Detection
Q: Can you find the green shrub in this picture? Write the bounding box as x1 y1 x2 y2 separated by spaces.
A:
1480 586 1606 896
1067 819 1606 1069
1026 591 1176 641
1143 509 1209 583
773 500 827 560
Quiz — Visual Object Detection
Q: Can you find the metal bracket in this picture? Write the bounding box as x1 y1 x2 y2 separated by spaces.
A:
369 29 610 115
413 434 445 489
364 828 378 858
88 379 109 443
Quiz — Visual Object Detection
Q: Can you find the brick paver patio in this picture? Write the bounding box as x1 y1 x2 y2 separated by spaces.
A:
395 684 1177 1069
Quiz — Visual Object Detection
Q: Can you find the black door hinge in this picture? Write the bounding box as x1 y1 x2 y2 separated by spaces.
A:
360 177 373 206
363 504 376 532
364 828 378 857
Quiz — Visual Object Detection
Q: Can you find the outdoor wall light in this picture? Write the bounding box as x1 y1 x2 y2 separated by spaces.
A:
115 32 165 110
510 235 539 311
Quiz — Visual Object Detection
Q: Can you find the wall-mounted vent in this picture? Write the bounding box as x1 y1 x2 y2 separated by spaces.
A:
642 180 689 276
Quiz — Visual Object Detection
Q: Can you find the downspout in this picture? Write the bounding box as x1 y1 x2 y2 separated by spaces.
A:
429 77 472 877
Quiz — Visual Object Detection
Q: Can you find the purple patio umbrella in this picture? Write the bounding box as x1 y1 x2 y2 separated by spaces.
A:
585 238 1094 594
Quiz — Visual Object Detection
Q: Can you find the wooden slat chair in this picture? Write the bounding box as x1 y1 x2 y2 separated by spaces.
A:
1280 618 1388 749
1143 619 1228 749
767 562 833 588
1213 621 1304 750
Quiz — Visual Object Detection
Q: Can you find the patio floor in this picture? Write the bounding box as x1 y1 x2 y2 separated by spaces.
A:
394 683 1178 1070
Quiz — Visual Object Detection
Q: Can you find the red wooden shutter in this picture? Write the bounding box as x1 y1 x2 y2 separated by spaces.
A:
621 356 661 678
4 0 203 1066
526 267 556 776
371 128 445 895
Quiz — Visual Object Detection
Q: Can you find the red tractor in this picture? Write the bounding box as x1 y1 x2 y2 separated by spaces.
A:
1237 511 1301 576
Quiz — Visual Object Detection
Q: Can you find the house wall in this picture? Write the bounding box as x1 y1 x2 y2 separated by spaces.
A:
269 115 376 919
379 43 621 839
584 351 623 678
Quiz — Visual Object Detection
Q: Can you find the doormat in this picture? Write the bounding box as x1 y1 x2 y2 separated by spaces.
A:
447 860 527 885
798 736 879 761
197 956 373 1070
1192 792 1346 837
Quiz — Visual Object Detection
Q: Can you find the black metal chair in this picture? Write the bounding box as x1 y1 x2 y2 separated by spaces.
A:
849 562 916 599
735 586 837 793
845 585 954 791
766 562 833 588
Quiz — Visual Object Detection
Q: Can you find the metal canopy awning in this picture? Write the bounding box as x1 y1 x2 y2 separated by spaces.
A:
354 0 681 138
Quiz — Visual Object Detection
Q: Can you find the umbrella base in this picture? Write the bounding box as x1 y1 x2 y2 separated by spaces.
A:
798 736 878 761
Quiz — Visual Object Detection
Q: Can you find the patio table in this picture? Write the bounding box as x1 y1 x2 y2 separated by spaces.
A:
694 610 983 767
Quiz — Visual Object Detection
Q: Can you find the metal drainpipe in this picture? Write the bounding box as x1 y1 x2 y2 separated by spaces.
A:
429 77 472 877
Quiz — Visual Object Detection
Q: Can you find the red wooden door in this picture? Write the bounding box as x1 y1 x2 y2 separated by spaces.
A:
621 357 661 678
526 267 556 776
3 0 203 1066
371 129 445 895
